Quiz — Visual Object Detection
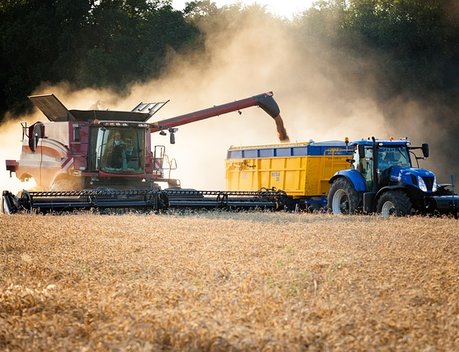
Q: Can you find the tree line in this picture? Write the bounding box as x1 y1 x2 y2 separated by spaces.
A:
0 0 200 117
1 0 458 122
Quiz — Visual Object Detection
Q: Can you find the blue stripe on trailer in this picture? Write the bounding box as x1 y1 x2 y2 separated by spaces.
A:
227 141 352 159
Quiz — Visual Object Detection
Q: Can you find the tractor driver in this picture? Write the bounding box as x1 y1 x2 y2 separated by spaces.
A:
378 150 400 170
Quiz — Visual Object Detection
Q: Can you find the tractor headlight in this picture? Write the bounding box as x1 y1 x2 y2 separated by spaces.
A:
418 176 427 192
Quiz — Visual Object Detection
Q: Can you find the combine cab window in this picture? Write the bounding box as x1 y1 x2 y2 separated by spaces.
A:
89 126 145 173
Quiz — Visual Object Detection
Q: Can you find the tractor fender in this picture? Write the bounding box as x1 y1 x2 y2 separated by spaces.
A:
329 170 366 192
375 185 407 201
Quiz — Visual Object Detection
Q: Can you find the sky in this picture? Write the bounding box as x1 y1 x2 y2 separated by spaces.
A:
171 0 315 19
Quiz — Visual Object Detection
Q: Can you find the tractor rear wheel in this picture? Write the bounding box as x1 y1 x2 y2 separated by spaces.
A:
328 178 360 215
376 190 412 217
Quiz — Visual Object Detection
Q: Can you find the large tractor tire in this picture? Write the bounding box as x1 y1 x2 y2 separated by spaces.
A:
376 190 412 217
328 178 360 215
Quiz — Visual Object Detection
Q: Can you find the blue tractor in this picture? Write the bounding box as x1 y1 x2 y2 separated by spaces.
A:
327 137 459 216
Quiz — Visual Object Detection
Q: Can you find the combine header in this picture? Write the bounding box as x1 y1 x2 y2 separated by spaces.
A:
2 91 290 213
2 188 287 214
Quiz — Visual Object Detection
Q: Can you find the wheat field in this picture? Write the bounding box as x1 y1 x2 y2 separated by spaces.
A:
1 212 458 351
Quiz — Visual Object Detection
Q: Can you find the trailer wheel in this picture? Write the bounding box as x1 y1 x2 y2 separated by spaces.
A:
328 178 360 215
376 190 412 217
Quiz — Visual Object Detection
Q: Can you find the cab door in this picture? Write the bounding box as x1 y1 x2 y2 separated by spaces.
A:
353 146 374 191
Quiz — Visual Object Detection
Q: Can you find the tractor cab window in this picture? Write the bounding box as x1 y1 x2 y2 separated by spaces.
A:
353 145 374 190
377 147 411 171
353 146 373 175
89 126 145 173
361 147 374 189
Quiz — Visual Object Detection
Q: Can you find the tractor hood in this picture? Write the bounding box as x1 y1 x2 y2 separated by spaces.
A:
389 166 437 193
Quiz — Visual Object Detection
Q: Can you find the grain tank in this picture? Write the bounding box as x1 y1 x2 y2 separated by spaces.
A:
226 140 353 209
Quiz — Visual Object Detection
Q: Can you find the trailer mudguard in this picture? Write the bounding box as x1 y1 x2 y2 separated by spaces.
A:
329 169 367 192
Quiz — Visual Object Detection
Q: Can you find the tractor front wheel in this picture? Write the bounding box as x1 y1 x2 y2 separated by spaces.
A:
376 190 412 217
328 178 360 215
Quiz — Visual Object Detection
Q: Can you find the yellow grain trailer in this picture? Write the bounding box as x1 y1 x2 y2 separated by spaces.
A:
226 141 353 209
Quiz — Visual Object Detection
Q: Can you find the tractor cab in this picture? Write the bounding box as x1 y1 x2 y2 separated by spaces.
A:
352 141 412 190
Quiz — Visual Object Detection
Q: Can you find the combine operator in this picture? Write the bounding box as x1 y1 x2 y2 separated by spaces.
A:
109 132 126 169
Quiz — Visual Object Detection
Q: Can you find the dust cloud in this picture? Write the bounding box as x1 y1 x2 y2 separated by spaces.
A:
0 6 455 193
0 116 38 196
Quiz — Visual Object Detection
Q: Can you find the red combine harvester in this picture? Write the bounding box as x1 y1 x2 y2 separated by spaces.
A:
2 92 289 213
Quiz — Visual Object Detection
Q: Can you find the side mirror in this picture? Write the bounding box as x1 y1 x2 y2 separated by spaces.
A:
422 143 429 158
28 121 45 152
358 144 365 159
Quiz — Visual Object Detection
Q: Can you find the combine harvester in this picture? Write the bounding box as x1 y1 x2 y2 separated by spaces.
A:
2 92 289 213
226 137 458 216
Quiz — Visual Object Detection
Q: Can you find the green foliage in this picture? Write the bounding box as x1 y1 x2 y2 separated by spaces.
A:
344 0 457 94
0 0 199 116
298 0 459 98
0 0 458 125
